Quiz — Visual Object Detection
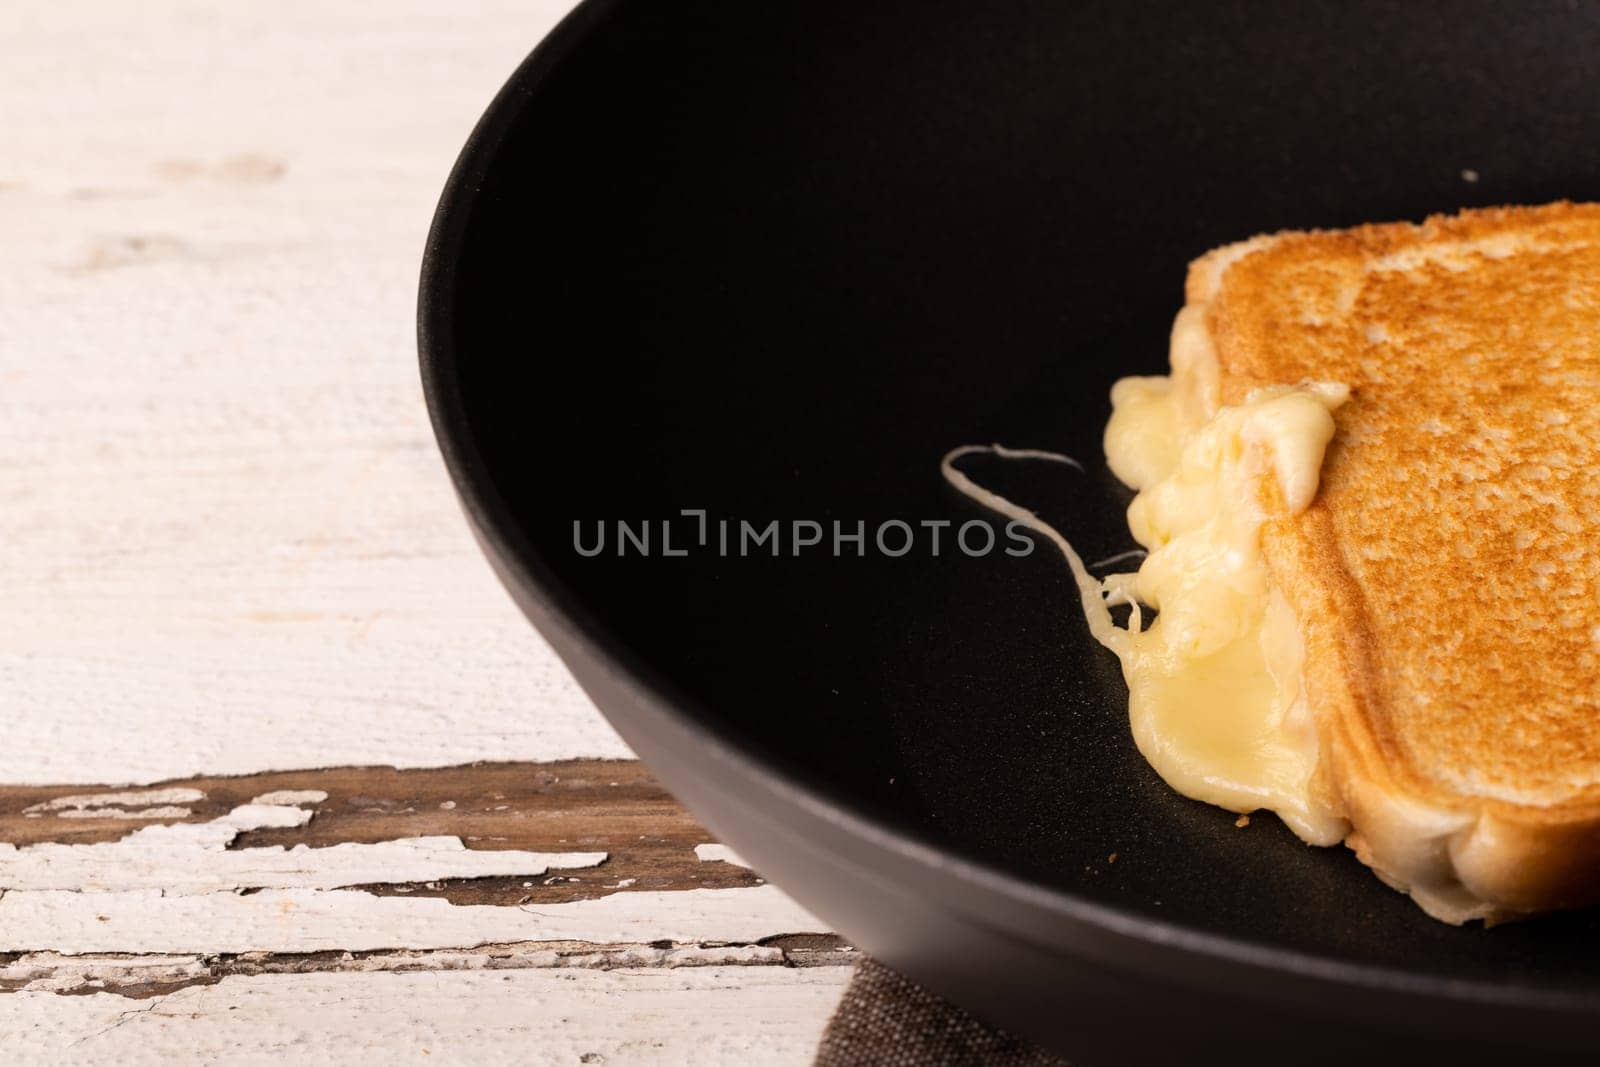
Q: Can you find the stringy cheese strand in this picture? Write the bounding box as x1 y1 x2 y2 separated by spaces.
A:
939 444 1128 655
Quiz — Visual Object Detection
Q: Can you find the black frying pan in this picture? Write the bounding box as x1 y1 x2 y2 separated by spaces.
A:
419 3 1600 1061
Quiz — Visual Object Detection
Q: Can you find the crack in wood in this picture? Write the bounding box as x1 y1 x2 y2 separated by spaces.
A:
0 935 857 999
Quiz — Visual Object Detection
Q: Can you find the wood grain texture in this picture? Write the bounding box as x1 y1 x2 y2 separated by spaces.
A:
1 0 629 786
1 938 856 999
2 0 850 1057
0 885 831 956
4 967 853 1066
0 762 763 905
0 763 835 955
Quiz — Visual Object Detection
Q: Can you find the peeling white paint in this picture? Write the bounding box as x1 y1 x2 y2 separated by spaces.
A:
23 789 206 815
2 967 849 1065
212 804 314 832
250 790 328 806
54 806 194 820
0 886 826 955
1 941 806 996
695 844 752 869
1 953 211 994
0 800 604 894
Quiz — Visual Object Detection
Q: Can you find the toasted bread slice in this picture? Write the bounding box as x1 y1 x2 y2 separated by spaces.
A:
1191 202 1600 922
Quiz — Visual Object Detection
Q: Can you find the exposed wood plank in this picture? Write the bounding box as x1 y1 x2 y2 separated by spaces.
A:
1 967 852 1065
0 795 608 894
0 762 835 958
0 762 764 905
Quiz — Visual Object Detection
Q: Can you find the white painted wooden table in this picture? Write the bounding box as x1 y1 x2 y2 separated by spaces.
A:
1 2 850 1061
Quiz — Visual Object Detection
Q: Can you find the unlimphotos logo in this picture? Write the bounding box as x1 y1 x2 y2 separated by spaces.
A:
573 510 1035 558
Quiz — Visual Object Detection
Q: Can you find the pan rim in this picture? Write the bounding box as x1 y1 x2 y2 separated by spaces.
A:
416 0 1600 1027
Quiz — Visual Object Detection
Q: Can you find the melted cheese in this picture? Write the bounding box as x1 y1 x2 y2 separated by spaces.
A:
1100 321 1351 846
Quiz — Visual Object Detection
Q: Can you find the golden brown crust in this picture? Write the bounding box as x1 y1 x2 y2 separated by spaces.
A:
1195 202 1600 920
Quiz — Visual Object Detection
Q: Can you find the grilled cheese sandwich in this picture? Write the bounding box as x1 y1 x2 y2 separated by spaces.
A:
1094 202 1600 923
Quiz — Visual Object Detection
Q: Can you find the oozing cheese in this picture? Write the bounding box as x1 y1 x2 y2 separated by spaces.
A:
1100 315 1351 846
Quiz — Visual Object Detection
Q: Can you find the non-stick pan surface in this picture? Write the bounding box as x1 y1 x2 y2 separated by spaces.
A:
420 3 1600 1061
